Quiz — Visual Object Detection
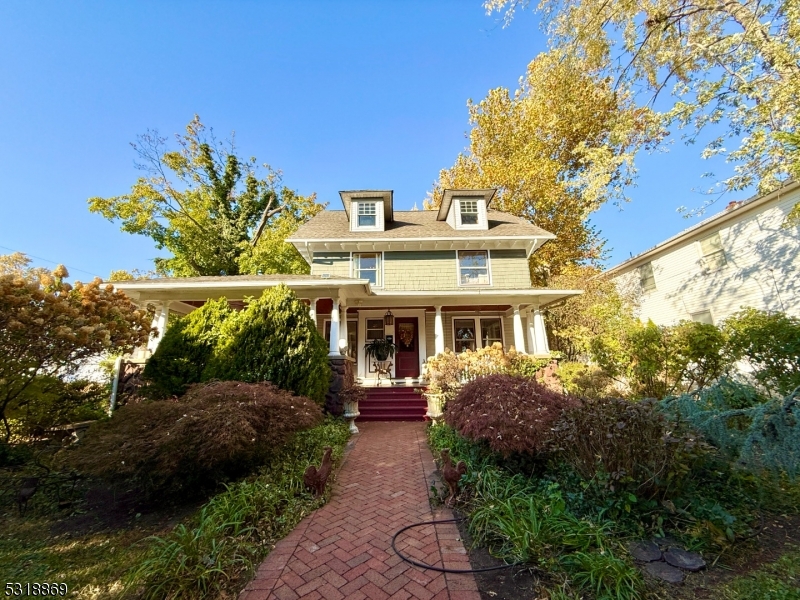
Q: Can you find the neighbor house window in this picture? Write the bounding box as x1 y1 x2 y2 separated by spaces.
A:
357 202 377 227
700 232 727 271
639 262 656 292
691 310 714 325
459 200 479 225
453 317 504 353
458 250 490 285
353 252 382 286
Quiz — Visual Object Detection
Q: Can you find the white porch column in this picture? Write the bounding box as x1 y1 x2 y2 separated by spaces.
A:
532 304 550 354
147 302 170 354
526 307 536 354
434 305 445 356
328 297 340 356
512 304 526 353
308 297 319 322
339 304 348 355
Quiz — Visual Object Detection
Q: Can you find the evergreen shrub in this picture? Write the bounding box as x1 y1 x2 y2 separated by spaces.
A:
143 298 234 397
204 285 330 403
444 374 579 457
59 381 323 495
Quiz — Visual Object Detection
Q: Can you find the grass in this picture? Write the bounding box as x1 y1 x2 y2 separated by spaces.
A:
1 417 350 600
722 548 800 600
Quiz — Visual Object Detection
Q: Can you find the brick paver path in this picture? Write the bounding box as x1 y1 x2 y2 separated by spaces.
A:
239 422 480 600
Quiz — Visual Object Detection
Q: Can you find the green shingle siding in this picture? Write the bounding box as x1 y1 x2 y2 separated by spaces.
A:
311 252 350 278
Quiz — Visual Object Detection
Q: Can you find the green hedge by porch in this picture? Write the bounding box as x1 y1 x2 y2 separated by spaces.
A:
203 284 330 403
143 298 235 397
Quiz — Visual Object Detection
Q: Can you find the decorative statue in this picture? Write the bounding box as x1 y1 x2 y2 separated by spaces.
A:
303 447 333 497
440 449 467 506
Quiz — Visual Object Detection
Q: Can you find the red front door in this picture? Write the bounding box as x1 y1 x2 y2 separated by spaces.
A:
394 317 419 378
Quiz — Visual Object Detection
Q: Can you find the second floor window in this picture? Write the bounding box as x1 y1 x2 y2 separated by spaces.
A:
639 262 656 292
353 252 381 286
459 200 479 225
700 232 727 271
357 202 377 227
458 250 489 285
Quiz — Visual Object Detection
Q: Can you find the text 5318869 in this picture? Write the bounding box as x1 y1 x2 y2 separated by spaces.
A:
5 583 68 596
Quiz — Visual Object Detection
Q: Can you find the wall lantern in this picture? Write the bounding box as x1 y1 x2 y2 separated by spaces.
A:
384 309 394 326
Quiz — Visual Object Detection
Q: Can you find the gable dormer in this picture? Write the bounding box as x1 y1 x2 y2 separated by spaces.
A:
340 190 394 232
437 189 496 231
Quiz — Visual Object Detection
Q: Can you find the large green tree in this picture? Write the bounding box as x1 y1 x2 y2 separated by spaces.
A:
428 51 659 283
89 116 324 277
485 0 800 207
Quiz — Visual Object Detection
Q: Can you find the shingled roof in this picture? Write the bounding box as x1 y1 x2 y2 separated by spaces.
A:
288 209 554 241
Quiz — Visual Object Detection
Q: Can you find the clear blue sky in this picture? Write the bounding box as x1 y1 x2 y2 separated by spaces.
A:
0 1 749 280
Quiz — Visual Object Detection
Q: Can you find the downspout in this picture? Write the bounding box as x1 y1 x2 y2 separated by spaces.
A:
109 356 123 415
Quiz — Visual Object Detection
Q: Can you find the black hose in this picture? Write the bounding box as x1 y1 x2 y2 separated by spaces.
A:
391 518 517 574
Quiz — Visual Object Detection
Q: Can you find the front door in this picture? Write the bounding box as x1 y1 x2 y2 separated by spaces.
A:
394 317 419 378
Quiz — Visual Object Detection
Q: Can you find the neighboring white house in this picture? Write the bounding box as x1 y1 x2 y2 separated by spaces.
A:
605 180 800 326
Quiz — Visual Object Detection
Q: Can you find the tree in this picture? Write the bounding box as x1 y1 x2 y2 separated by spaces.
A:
427 51 659 283
204 284 330 403
485 0 800 203
89 116 324 277
0 260 152 440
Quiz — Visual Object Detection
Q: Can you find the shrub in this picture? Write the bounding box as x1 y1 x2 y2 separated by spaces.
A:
552 397 701 498
143 298 234 397
59 381 323 495
204 285 330 403
722 308 800 396
128 418 349 600
444 374 580 457
557 362 616 399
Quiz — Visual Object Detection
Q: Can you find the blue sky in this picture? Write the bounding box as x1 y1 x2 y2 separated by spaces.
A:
0 1 749 280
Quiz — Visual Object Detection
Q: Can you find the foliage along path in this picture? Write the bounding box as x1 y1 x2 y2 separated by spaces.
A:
239 421 479 600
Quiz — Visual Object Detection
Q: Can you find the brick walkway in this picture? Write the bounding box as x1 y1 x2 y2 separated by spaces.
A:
239 422 480 600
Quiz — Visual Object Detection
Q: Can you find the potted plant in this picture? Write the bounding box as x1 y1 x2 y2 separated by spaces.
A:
364 338 396 362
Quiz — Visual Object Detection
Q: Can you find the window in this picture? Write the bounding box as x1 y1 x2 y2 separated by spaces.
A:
459 200 479 225
639 262 656 292
366 318 384 341
691 310 714 325
353 252 382 286
458 250 490 285
700 233 727 271
453 317 504 353
357 202 377 227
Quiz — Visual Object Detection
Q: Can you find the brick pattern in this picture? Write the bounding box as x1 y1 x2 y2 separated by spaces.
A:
239 422 479 600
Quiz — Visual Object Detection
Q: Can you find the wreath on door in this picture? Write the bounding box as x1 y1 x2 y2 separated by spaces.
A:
399 324 414 349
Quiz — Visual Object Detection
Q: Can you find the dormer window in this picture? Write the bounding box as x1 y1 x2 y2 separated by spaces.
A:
357 202 377 227
459 200 479 225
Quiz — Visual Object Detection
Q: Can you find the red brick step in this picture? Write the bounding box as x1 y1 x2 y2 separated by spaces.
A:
357 386 427 421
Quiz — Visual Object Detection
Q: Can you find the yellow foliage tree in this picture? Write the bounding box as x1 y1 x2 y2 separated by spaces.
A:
427 51 659 283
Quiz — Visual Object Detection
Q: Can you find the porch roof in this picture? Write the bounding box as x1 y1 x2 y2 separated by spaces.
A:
111 273 581 309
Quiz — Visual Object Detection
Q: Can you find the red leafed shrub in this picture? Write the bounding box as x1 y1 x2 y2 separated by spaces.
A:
444 374 580 457
59 381 323 496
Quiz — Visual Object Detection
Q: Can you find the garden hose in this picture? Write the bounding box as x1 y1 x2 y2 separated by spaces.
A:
391 518 518 574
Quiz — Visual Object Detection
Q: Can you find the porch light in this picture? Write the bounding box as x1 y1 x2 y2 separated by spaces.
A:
384 309 394 326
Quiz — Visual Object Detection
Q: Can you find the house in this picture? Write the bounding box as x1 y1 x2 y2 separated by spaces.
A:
604 180 800 326
113 189 580 393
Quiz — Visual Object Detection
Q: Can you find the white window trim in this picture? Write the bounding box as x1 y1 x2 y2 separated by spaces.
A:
352 200 381 231
639 261 656 292
453 197 485 230
456 249 492 287
689 309 715 325
450 315 505 351
350 251 384 289
697 232 727 273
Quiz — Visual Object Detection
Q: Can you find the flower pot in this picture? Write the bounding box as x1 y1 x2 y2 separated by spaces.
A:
342 399 360 434
424 392 444 425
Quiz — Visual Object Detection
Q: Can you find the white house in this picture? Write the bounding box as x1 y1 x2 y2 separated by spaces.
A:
605 180 800 326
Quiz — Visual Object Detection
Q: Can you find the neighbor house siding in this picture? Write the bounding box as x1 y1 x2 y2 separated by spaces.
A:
613 188 800 325
310 252 350 278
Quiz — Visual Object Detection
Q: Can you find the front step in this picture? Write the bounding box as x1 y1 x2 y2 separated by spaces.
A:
358 387 427 422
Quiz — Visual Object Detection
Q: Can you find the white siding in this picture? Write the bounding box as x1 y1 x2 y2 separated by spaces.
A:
613 189 800 325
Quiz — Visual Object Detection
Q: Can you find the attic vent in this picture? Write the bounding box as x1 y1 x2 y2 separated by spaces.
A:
321 273 331 279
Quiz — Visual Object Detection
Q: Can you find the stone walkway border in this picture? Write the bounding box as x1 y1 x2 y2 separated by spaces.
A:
239 422 480 600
